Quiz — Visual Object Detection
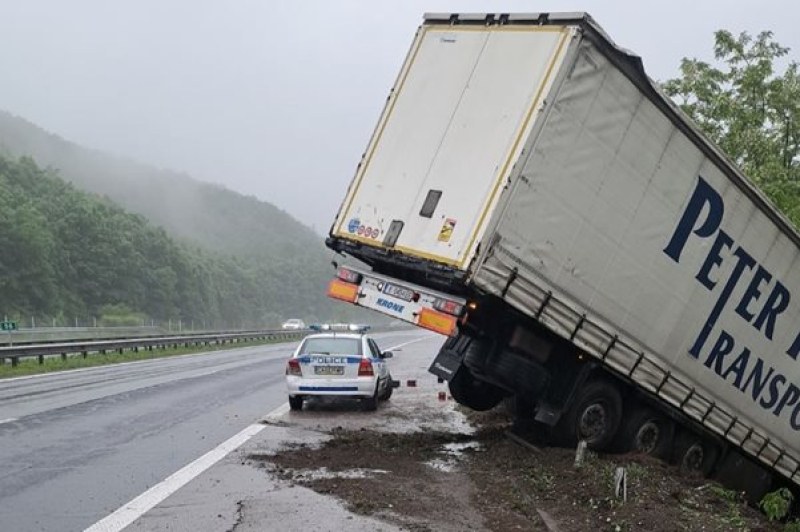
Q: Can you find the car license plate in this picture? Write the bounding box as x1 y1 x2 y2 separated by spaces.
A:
382 282 414 301
314 365 344 376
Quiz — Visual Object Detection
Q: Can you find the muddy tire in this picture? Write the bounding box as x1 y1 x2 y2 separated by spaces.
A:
555 378 622 451
362 386 379 411
380 379 393 401
616 406 672 458
673 431 719 477
448 369 505 411
288 395 303 411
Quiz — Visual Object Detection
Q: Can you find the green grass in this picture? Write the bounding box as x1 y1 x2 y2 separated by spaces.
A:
0 337 295 379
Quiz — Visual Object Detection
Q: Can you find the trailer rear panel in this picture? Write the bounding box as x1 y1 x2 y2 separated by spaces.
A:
331 22 573 269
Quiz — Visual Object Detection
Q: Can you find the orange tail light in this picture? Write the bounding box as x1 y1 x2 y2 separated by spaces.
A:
327 279 359 303
418 308 457 336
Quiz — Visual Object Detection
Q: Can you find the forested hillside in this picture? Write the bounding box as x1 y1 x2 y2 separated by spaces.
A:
0 155 351 327
0 111 329 260
0 111 377 327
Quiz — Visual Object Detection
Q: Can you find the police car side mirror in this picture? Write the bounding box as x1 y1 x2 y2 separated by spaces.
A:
381 351 393 359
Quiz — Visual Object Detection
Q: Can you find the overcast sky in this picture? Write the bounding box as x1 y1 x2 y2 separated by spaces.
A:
0 1 797 234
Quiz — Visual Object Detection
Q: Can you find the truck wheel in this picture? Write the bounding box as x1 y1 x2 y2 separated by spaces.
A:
555 379 622 450
448 369 505 411
616 406 672 458
673 431 719 476
288 395 303 411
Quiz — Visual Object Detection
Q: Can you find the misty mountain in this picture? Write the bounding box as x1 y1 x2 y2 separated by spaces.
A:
0 110 325 259
0 110 367 325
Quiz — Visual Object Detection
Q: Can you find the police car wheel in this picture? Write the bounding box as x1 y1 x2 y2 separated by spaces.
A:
288 395 303 411
362 387 379 411
381 382 393 401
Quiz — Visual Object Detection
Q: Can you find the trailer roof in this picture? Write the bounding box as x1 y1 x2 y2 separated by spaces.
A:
421 12 800 249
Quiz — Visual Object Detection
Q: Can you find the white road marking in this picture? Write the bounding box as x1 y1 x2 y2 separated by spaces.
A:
386 334 439 352
263 402 290 421
84 417 274 532
0 417 17 425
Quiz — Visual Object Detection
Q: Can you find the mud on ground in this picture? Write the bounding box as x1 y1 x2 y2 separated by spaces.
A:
251 405 782 531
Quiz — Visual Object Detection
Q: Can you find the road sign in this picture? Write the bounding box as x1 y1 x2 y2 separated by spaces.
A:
1 321 17 331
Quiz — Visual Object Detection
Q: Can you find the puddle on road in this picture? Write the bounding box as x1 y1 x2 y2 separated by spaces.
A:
443 441 482 455
287 466 390 481
424 441 483 473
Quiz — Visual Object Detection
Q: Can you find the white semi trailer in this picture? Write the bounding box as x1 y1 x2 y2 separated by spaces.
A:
325 12 800 500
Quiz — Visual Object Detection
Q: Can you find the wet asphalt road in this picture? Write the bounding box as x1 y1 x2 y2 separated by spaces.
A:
0 331 427 532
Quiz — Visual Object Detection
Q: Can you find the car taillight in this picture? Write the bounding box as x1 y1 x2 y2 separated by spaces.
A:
286 359 302 377
433 298 464 317
358 359 374 376
337 267 362 284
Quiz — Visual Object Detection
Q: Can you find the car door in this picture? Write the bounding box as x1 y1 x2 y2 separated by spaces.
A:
367 338 389 382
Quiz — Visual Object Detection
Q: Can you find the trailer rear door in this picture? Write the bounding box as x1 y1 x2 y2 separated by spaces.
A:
332 24 573 269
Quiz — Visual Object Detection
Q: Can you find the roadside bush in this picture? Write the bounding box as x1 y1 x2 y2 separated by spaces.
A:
760 488 794 521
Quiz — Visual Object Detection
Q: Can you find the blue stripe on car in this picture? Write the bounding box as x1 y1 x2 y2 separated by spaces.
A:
299 386 359 392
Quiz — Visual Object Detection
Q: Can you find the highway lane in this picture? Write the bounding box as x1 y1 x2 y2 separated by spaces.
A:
0 331 425 532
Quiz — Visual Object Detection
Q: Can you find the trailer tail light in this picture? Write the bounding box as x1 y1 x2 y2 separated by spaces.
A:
358 359 374 376
286 359 302 377
336 267 362 284
418 308 458 336
433 298 464 317
327 279 359 302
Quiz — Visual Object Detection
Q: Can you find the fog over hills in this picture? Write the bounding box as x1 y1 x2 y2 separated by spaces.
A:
0 109 374 325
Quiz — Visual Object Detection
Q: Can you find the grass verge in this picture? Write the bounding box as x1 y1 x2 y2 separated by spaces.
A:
0 337 295 379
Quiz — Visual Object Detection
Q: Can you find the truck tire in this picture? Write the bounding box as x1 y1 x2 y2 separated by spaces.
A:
555 379 622 450
449 369 505 411
616 406 672 459
288 395 303 411
673 431 719 477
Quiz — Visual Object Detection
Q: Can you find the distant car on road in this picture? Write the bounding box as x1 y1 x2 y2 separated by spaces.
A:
285 324 396 411
281 319 306 330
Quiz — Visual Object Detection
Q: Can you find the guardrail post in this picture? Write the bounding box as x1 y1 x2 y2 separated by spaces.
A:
82 351 88 359
11 356 18 367
61 353 67 361
38 355 44 365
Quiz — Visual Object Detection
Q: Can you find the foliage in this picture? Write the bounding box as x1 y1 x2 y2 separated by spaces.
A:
0 335 285 379
98 303 147 327
0 112 381 326
760 487 794 521
0 155 368 326
662 30 800 227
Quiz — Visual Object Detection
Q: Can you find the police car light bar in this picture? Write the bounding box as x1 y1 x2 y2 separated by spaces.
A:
309 323 371 332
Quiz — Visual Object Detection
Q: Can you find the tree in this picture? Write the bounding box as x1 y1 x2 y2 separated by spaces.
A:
662 30 800 225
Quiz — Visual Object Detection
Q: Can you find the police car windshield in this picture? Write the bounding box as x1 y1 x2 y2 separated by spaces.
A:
300 338 362 356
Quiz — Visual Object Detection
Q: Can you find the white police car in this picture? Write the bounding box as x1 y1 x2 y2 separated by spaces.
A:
285 324 396 411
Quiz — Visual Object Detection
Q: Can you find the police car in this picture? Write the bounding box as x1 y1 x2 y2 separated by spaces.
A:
285 324 396 411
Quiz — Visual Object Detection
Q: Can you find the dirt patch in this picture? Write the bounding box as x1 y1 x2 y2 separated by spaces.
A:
252 408 782 531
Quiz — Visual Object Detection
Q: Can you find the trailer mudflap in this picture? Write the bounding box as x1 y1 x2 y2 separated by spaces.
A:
428 346 464 382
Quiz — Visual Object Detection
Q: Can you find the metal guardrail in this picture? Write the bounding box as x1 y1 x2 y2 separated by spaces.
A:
0 329 310 367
